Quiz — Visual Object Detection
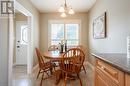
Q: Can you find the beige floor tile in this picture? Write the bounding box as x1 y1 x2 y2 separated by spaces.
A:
12 62 94 86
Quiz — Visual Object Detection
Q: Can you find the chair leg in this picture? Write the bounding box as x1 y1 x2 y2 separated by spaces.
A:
64 73 67 86
54 65 56 71
37 69 41 79
62 72 65 79
50 67 53 75
40 72 44 86
82 65 86 74
77 74 82 86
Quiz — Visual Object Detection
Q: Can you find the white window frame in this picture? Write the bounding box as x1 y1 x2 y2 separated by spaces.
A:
48 19 81 47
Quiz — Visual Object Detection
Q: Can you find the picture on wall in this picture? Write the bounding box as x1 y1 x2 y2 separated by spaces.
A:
93 12 106 39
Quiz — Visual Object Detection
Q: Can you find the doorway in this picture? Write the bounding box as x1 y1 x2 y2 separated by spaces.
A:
13 1 33 74
12 10 29 84
13 10 28 73
8 1 34 86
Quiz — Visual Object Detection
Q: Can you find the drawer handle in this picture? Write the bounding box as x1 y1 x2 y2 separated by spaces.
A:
101 66 105 70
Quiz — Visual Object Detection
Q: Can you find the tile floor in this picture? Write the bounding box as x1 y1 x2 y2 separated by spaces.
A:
12 62 94 86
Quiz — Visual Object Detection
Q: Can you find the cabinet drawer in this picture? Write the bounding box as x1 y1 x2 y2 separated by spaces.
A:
96 59 124 86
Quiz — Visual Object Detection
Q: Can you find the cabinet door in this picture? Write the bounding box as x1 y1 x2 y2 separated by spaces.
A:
95 67 118 86
125 74 130 86
95 59 124 86
95 71 108 86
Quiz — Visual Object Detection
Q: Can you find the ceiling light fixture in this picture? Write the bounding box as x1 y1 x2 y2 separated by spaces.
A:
58 0 75 17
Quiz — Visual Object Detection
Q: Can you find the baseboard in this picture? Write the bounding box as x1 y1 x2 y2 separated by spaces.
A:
32 64 39 72
13 63 17 67
13 63 27 66
86 61 94 71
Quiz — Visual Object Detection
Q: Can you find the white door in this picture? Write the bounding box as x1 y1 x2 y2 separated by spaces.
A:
16 21 28 65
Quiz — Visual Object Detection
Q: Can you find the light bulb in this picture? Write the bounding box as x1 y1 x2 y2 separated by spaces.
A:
61 12 67 17
68 8 75 14
58 6 65 12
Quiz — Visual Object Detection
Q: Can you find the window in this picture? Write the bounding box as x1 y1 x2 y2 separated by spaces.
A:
66 24 79 46
21 25 28 45
49 20 81 46
51 24 64 45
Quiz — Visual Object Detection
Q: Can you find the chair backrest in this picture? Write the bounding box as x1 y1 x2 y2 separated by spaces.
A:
48 45 59 51
60 48 85 73
35 48 45 69
77 45 87 55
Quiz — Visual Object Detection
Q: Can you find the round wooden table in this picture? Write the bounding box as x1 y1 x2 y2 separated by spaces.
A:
43 50 64 60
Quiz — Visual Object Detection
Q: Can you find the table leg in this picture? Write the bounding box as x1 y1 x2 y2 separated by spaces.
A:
55 70 62 85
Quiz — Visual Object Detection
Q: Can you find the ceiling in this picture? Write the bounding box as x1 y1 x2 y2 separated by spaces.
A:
30 0 96 13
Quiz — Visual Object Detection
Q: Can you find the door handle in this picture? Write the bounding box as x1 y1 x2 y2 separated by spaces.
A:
17 46 20 48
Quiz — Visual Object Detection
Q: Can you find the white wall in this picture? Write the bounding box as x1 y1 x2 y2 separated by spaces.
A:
0 17 8 86
16 0 40 66
88 0 130 64
40 13 89 59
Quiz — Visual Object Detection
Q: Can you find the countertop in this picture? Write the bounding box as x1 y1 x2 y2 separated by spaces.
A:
92 53 130 74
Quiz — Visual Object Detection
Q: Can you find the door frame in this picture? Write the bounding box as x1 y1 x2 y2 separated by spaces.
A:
8 1 34 86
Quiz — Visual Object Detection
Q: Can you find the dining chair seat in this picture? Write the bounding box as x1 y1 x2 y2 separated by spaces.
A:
41 61 53 70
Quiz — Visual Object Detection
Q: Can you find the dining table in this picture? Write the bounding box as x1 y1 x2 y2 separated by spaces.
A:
43 47 85 85
43 50 64 60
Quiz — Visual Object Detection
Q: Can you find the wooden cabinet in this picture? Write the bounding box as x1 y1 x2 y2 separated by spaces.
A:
95 59 124 86
95 67 109 86
125 74 130 86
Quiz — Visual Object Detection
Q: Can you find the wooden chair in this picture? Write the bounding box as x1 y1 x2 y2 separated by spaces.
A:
35 48 54 86
48 45 59 51
48 45 60 68
77 45 87 74
77 45 87 54
60 48 85 86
